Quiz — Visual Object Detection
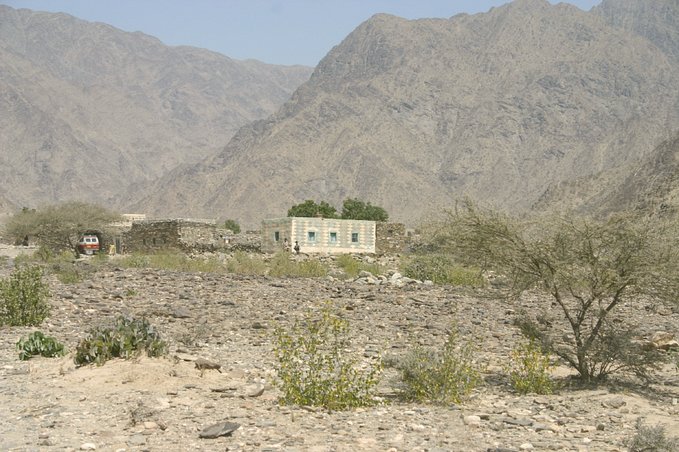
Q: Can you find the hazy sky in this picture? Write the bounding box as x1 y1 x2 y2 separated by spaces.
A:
3 0 602 66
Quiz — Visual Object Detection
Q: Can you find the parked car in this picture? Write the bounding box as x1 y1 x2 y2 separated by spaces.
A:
77 234 100 255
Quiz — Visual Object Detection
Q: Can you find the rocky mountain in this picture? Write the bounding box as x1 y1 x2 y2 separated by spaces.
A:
0 5 312 215
130 0 679 227
535 129 679 218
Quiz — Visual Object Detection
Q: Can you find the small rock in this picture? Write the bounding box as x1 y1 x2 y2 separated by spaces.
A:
464 415 482 426
80 443 97 450
520 443 534 450
199 421 240 439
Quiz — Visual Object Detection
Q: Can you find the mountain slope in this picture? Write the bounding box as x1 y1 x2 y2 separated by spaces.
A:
0 5 312 212
132 0 679 227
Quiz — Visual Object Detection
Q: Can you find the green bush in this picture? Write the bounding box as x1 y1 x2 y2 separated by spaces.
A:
223 219 241 234
16 331 65 360
268 252 328 278
226 251 268 275
401 254 485 287
273 303 382 410
335 254 383 278
0 265 51 326
505 339 553 395
119 253 151 268
387 328 481 405
627 419 679 452
118 251 224 273
74 316 166 366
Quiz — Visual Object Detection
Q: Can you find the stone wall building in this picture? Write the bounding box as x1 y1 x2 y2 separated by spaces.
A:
123 219 217 253
261 217 376 254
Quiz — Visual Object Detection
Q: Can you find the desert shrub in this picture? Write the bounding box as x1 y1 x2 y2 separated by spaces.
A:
16 331 65 360
387 328 481 404
0 265 51 326
50 261 82 284
273 303 382 410
120 251 225 273
432 200 679 382
223 219 241 234
226 251 268 275
505 339 553 395
74 316 166 366
119 253 151 268
627 418 679 452
335 254 383 278
268 252 328 278
401 254 485 287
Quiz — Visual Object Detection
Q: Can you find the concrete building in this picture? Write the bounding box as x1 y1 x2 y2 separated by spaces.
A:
261 217 376 254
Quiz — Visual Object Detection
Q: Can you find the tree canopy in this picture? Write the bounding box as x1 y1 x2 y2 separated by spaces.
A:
287 200 338 218
430 200 679 381
340 198 389 221
3 202 121 256
287 198 389 221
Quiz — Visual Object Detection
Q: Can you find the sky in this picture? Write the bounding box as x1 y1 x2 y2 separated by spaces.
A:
3 0 602 67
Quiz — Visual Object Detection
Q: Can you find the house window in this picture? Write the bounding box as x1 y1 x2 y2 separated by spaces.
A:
351 232 359 243
308 231 316 242
329 232 337 243
274 231 280 242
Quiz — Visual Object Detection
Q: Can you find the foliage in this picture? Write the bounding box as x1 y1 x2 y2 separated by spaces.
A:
269 252 328 278
3 202 120 257
16 331 65 360
401 254 485 287
223 219 241 234
0 265 51 326
340 198 389 221
119 251 223 273
387 328 481 404
627 419 679 452
287 199 338 218
432 200 679 382
226 251 268 276
335 254 383 278
505 339 553 395
273 303 382 410
74 316 166 366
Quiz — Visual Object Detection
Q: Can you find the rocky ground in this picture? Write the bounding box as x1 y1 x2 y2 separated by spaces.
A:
1 247 678 452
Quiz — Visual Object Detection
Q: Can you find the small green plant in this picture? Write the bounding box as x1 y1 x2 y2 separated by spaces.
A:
269 252 328 278
125 288 138 297
119 253 151 268
387 328 481 405
505 339 553 395
335 254 383 278
627 418 679 452
74 316 166 366
16 331 65 360
226 251 268 275
51 262 82 284
0 265 51 326
273 303 382 410
401 254 484 287
223 219 241 234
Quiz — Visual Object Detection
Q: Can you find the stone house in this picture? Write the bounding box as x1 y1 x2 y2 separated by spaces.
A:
123 219 217 253
261 217 376 254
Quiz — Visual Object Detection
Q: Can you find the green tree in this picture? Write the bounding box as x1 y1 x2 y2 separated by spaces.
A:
287 200 338 218
431 200 679 382
3 202 120 257
223 219 241 234
340 198 389 221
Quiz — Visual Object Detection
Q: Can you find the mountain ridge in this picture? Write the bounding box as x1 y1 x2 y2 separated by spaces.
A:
0 5 312 214
129 0 679 227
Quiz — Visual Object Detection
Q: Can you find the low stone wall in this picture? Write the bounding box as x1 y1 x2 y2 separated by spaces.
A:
123 219 217 253
375 222 410 254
